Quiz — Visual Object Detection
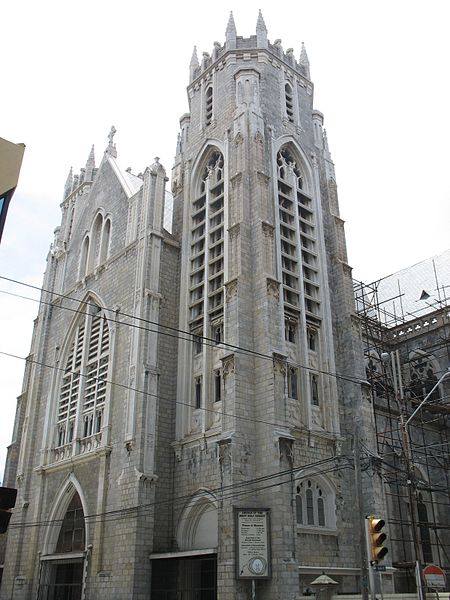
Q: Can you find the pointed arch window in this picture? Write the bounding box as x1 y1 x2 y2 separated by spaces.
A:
189 151 225 331
56 303 109 455
100 217 111 263
90 213 103 271
55 492 86 553
295 478 336 530
79 236 90 279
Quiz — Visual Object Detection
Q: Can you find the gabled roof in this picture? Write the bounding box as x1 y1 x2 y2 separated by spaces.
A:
107 155 143 198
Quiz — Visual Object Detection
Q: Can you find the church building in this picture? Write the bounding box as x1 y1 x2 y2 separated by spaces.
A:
1 12 406 600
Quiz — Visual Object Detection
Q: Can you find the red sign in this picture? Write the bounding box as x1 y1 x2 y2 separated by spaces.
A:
423 564 446 589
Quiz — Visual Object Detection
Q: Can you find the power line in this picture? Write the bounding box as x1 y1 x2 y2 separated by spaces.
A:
0 275 368 387
8 456 355 531
0 349 299 431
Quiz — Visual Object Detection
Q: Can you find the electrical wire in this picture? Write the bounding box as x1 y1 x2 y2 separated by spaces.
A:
0 275 369 387
7 455 356 531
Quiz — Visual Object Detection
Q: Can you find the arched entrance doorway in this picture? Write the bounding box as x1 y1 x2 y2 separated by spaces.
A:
38 489 87 600
151 492 218 599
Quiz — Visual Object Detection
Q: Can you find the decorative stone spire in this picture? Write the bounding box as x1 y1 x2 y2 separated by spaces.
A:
256 10 268 48
189 46 199 82
299 42 310 79
225 12 237 49
64 167 73 199
85 145 95 182
105 126 117 158
323 129 332 161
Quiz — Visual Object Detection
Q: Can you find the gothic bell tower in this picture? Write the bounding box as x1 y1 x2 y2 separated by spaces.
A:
169 12 366 599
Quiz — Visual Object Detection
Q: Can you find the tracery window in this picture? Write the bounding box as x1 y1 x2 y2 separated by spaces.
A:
295 479 335 529
56 303 109 450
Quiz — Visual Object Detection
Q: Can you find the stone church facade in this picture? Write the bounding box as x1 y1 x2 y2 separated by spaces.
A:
3 12 432 600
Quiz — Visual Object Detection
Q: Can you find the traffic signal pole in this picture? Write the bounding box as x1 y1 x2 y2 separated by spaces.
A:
365 516 388 600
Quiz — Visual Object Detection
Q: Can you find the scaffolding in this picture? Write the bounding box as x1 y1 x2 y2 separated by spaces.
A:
354 259 450 592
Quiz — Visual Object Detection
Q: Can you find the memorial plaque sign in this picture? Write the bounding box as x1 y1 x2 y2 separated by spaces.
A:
235 509 271 579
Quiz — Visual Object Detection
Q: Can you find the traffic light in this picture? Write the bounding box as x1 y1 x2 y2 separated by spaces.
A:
0 487 17 533
366 515 388 561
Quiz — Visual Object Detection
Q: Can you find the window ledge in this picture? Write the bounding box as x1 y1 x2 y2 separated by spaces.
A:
37 444 112 475
296 525 337 536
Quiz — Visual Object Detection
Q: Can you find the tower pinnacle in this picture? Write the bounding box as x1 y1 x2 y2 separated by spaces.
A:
189 46 199 82
299 42 310 79
225 12 237 49
64 167 73 199
256 10 268 48
85 145 96 182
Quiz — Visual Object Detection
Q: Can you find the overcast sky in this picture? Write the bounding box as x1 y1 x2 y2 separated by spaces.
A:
1 0 449 479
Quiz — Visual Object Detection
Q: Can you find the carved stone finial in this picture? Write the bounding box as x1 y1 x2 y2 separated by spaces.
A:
256 10 268 48
150 156 165 176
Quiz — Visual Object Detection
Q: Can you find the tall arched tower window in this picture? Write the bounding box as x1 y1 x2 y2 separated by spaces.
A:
189 150 225 338
276 146 320 327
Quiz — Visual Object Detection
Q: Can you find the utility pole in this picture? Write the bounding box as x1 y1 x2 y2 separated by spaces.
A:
385 354 450 600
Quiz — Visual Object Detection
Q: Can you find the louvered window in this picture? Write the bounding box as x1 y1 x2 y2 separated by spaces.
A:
285 83 294 122
276 147 321 326
189 151 225 331
56 305 109 448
